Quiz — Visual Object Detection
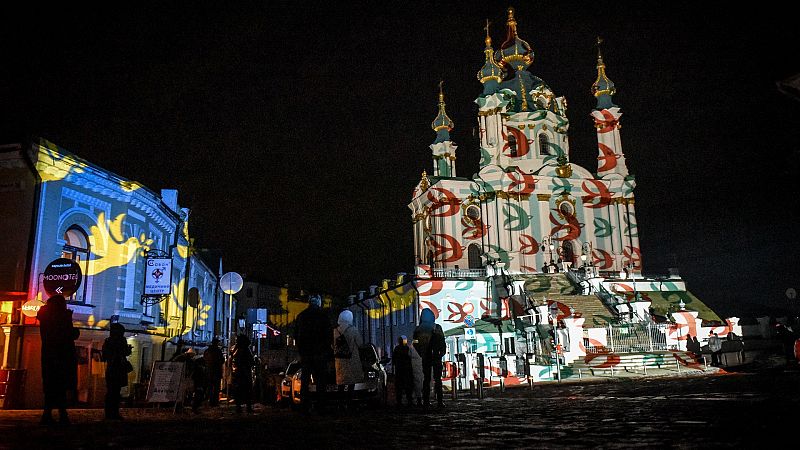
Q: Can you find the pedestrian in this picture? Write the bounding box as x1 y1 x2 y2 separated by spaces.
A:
413 307 446 408
37 294 79 425
101 323 132 420
294 294 332 412
409 338 424 406
686 335 701 359
392 335 413 407
203 337 224 406
231 334 254 413
334 310 363 407
708 332 723 366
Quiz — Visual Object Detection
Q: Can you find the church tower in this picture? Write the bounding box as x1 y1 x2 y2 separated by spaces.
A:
591 38 629 179
430 82 457 177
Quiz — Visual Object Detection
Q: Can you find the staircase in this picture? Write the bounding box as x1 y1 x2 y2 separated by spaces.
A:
567 350 706 377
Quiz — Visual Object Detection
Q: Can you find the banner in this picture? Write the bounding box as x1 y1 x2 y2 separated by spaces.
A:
144 257 172 295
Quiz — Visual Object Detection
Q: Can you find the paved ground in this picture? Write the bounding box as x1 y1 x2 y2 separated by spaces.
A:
1 362 798 449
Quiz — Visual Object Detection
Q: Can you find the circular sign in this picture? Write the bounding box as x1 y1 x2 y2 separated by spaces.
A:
22 299 44 318
42 258 82 297
787 288 797 300
220 272 243 295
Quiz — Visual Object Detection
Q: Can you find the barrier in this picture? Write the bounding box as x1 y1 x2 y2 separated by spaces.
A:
0 369 26 409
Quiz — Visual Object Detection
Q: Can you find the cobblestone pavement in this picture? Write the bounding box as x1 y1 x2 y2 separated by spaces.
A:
1 367 798 449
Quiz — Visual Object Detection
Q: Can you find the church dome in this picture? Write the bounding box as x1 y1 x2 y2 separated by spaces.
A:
495 8 533 71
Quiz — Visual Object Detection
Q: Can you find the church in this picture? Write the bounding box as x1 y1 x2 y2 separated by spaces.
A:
346 8 736 383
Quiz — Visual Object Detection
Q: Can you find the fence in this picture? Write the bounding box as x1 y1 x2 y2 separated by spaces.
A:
600 322 671 353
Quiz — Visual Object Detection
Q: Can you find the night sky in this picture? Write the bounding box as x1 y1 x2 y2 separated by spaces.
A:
2 2 798 318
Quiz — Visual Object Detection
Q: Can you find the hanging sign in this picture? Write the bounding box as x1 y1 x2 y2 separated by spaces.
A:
42 258 82 297
22 299 45 317
144 257 172 295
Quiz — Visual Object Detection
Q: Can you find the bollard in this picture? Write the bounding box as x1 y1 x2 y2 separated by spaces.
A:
451 376 458 400
476 353 485 399
676 356 681 373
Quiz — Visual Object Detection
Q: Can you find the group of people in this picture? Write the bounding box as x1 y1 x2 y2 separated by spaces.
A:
392 308 447 408
37 295 135 423
36 293 449 424
293 294 365 412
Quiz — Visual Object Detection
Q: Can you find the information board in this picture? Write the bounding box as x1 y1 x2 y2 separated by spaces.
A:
145 361 185 403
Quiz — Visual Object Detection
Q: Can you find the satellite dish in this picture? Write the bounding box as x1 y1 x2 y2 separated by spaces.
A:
187 287 199 308
787 288 797 300
220 272 243 295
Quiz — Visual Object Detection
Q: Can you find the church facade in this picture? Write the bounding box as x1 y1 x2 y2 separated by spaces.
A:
347 8 736 382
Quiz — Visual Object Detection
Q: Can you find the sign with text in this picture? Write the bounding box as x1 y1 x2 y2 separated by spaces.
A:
145 361 185 403
42 258 82 297
144 257 172 296
465 327 477 340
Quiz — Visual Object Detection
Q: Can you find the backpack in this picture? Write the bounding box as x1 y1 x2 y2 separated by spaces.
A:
333 326 352 359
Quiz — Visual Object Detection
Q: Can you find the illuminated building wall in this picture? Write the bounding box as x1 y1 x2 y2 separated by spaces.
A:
0 138 223 408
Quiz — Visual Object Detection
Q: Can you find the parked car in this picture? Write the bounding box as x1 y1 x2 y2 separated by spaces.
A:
290 343 388 407
276 360 300 405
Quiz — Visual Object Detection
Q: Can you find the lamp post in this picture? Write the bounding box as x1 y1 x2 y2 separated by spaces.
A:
540 234 556 267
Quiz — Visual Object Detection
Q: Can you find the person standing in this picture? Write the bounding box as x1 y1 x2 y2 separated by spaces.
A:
231 334 254 413
334 310 363 407
203 337 224 406
392 336 413 407
294 294 332 412
101 323 132 420
37 295 79 425
413 308 446 408
708 332 723 367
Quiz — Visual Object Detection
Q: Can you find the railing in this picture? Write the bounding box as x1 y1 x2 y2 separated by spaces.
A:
432 268 487 278
605 322 670 353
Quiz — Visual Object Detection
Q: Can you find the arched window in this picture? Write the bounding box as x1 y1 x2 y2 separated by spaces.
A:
468 244 482 269
62 226 89 303
539 133 550 156
507 130 518 157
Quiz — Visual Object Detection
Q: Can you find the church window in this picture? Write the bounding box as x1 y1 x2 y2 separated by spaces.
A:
468 244 482 269
61 226 89 304
539 133 550 155
465 204 481 222
558 201 574 218
507 131 518 157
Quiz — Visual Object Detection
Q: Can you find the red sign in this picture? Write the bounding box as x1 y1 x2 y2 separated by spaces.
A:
42 258 82 297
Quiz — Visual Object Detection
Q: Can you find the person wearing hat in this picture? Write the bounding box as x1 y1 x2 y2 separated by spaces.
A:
101 323 132 420
294 294 332 412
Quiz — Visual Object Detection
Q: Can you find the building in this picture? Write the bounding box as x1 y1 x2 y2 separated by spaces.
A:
348 8 739 382
0 138 224 407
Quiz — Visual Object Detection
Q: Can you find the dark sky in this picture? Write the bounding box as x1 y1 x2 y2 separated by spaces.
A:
2 2 798 318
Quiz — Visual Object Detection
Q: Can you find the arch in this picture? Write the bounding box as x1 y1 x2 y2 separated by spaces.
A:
561 241 575 266
539 133 550 156
467 244 482 269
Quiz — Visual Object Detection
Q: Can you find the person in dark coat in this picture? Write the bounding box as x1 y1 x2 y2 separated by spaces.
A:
293 294 332 412
231 334 254 413
392 335 413 407
101 323 132 420
413 308 447 408
37 294 79 425
203 337 224 406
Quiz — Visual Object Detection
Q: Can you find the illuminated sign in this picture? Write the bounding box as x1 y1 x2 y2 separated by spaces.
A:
42 258 83 297
144 257 172 295
22 299 44 317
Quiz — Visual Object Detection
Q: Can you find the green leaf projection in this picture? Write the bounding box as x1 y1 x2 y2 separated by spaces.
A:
623 214 638 237
593 217 613 237
479 147 492 167
551 178 572 196
486 244 512 266
502 202 532 231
